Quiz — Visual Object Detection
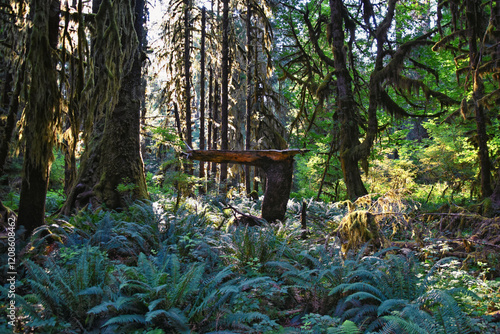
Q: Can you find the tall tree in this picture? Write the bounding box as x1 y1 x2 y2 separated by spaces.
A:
245 0 253 194
199 6 207 182
184 0 193 174
279 0 456 200
434 0 500 199
18 0 61 232
0 2 27 180
63 0 148 214
220 0 230 183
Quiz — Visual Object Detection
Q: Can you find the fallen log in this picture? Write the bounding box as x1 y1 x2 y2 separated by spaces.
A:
184 149 307 222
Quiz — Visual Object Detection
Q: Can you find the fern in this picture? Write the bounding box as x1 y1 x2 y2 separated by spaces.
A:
377 316 428 334
330 249 478 333
21 246 117 332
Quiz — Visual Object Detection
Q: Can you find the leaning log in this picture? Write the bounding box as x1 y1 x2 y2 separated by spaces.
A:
184 149 306 222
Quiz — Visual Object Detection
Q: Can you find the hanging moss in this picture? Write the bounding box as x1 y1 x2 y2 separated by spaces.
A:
21 1 61 173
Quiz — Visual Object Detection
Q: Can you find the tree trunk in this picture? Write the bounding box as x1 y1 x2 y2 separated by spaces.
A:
0 69 21 180
220 0 229 183
186 149 305 222
199 7 206 184
330 0 367 200
211 76 219 177
207 66 213 177
62 0 148 214
18 0 61 234
467 0 492 198
184 0 192 175
174 103 184 142
245 0 252 194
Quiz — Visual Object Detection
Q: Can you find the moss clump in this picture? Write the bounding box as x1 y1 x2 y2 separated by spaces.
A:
335 210 387 254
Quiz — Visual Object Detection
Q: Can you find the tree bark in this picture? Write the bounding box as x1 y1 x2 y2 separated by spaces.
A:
467 0 492 198
184 0 192 175
220 0 229 183
211 76 219 177
62 0 148 214
207 66 213 176
18 0 60 234
185 149 305 221
330 0 367 200
0 68 22 180
245 0 252 194
199 7 206 183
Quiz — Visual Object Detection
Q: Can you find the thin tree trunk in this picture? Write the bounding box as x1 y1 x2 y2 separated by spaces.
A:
207 66 213 176
184 0 192 175
220 0 229 183
245 0 252 194
0 70 21 180
317 139 335 200
174 102 184 142
211 77 219 177
199 7 206 184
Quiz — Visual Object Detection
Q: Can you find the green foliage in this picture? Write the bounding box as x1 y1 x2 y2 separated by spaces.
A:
6 197 498 333
18 246 118 332
45 189 65 214
331 253 479 333
48 149 65 191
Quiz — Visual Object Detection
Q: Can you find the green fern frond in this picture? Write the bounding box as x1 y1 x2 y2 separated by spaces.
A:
377 298 410 316
171 263 205 305
341 282 386 300
103 314 146 326
77 286 104 296
163 308 190 334
148 298 166 311
265 260 297 272
327 320 360 334
145 309 168 322
330 283 351 296
223 311 269 327
346 269 379 283
88 301 115 315
379 315 428 334
345 291 382 304
373 247 401 257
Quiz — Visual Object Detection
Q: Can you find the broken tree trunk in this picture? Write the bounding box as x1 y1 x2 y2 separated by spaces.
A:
185 149 306 222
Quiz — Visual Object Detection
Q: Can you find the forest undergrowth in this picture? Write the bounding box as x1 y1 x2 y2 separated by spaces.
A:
1 185 500 334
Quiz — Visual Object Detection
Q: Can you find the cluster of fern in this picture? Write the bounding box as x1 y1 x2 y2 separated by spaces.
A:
1 196 498 333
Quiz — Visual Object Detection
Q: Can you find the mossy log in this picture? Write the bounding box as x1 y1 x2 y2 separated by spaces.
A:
185 149 306 222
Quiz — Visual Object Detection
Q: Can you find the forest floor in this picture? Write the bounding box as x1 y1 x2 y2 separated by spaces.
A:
1 188 500 333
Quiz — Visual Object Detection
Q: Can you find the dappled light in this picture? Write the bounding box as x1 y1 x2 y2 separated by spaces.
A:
0 0 499 333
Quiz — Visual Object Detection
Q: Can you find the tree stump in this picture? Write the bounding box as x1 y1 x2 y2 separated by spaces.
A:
184 149 306 222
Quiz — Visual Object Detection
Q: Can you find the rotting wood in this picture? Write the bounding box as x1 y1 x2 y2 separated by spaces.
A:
184 149 307 222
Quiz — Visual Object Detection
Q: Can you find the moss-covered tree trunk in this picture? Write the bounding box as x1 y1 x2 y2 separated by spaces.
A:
330 0 367 200
467 0 493 198
18 0 60 233
0 71 19 180
184 0 193 175
62 0 148 214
